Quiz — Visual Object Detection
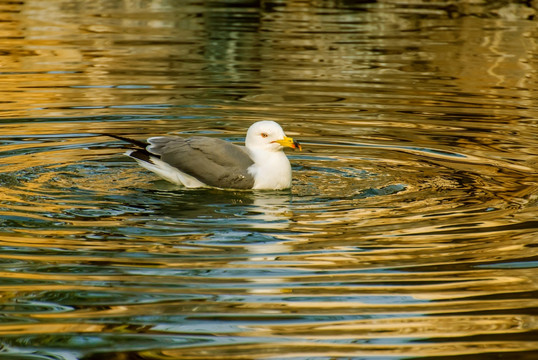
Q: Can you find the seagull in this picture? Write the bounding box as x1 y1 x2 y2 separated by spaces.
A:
106 121 301 190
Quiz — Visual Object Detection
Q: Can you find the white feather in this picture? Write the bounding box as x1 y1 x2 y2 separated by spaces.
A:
125 150 206 188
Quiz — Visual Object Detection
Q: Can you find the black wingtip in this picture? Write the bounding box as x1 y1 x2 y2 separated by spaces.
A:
126 149 156 163
102 133 148 149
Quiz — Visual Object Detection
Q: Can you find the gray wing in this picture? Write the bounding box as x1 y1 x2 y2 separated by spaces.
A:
147 136 255 189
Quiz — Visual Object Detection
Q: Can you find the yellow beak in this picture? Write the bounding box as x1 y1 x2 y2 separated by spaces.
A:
274 136 302 151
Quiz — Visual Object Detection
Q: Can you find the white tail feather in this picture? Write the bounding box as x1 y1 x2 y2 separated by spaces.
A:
125 150 207 188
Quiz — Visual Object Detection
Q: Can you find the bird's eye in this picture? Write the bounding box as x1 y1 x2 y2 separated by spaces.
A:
261 133 268 138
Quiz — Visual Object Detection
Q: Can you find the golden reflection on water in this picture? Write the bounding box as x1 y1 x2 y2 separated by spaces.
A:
0 129 535 358
0 0 537 359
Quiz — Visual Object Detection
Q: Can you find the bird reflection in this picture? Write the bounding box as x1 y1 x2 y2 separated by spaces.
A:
140 184 294 232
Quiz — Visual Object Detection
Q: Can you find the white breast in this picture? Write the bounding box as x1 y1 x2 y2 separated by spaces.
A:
248 150 292 190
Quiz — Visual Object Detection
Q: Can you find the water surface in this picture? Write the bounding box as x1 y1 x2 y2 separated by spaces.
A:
0 1 537 359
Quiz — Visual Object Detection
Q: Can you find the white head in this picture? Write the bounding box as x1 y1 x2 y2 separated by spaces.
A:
245 121 301 152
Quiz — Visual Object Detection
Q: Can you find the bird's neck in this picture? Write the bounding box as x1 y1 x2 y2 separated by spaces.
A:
247 148 292 190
